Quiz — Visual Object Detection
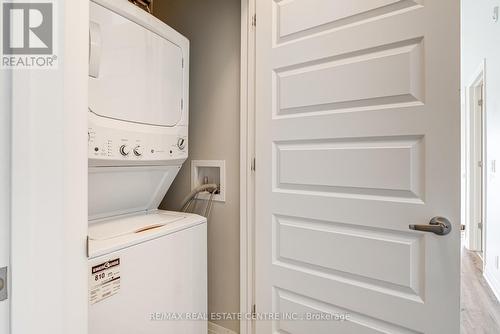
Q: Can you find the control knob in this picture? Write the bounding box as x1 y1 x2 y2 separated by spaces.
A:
177 138 186 150
119 145 130 156
133 145 143 156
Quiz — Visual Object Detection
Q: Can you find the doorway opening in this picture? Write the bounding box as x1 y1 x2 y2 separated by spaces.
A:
460 62 499 333
461 1 500 332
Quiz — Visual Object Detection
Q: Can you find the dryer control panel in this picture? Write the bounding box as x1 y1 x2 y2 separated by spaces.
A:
88 112 188 166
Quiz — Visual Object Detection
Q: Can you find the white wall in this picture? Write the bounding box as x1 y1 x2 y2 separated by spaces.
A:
462 0 500 297
9 1 89 333
154 1 241 333
0 59 11 334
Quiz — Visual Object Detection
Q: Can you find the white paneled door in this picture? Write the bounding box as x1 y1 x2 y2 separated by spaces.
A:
255 0 460 333
0 70 11 333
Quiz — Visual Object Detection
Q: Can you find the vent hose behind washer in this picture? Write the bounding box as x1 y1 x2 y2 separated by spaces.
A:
179 183 219 218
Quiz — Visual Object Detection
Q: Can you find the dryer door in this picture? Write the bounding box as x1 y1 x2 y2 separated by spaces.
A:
89 2 184 127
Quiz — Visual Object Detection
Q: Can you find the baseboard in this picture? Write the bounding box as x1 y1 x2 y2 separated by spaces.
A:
484 267 500 303
208 322 238 334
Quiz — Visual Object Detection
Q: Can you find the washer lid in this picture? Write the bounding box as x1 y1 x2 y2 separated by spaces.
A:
89 1 184 127
88 165 181 221
88 211 187 241
88 211 207 258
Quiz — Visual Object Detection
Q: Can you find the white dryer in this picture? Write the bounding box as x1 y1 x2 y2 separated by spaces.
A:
87 1 206 333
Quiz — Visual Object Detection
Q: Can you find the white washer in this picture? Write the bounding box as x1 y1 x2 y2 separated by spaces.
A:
87 1 205 333
88 211 207 334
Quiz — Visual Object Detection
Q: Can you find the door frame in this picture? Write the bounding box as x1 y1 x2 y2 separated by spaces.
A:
240 0 256 333
0 61 12 334
8 1 89 333
464 60 487 256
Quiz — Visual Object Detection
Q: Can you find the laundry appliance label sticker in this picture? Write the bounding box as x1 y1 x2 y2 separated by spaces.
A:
89 258 121 305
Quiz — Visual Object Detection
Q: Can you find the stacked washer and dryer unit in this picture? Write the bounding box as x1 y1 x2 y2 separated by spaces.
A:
87 1 207 333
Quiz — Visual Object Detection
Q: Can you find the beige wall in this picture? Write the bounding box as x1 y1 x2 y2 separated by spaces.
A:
154 1 241 332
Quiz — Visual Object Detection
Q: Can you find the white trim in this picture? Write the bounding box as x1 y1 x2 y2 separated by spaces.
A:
240 0 256 333
484 267 500 303
463 60 487 260
0 50 12 333
480 61 488 268
209 322 238 334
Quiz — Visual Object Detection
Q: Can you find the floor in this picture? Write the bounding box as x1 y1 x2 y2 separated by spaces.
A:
461 247 500 333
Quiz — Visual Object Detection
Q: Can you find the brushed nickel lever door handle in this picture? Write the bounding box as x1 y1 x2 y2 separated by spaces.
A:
409 216 452 236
